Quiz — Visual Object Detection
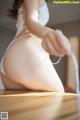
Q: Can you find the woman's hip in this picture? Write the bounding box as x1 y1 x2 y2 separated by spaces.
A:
3 35 49 77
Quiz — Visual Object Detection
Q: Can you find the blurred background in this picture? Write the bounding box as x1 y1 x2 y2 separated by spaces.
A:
0 0 80 92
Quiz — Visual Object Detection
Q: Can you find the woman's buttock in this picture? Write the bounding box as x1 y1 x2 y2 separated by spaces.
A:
0 71 26 89
3 31 49 81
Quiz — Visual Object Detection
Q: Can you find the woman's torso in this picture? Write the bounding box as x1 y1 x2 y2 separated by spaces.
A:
2 0 49 72
0 0 49 89
1 0 49 75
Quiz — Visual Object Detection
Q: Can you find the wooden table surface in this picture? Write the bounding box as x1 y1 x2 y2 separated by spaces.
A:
0 90 80 120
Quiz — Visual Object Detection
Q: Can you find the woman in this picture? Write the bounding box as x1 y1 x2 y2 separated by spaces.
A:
0 0 71 92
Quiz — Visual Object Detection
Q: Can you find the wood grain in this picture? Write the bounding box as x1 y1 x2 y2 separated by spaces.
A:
0 90 79 120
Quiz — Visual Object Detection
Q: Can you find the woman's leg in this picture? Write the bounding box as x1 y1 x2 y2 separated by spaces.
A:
31 56 65 92
3 36 64 92
0 71 26 89
4 55 64 92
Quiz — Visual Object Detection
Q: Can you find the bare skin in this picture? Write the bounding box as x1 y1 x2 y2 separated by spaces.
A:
0 0 71 92
1 0 45 90
1 0 52 90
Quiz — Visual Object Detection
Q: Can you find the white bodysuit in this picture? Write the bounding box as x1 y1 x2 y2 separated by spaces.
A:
0 2 64 91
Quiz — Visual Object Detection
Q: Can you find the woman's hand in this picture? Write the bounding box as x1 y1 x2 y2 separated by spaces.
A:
42 29 71 57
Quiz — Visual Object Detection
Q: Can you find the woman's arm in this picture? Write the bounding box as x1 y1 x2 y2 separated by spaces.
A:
23 0 71 57
23 0 49 38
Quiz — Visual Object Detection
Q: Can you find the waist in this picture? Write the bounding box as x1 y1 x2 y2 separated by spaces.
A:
15 28 32 41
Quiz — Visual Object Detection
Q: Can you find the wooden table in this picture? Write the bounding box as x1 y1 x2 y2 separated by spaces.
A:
0 90 80 120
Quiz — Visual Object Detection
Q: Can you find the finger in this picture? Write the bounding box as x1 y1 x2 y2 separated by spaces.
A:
54 30 65 49
55 30 71 54
46 32 63 54
42 38 64 57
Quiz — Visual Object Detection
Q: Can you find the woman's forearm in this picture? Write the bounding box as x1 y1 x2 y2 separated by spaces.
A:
26 18 52 39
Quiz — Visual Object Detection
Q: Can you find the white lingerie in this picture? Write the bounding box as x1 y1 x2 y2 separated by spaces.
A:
0 2 49 89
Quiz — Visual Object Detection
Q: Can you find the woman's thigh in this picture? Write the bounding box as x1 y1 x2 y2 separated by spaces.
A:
0 71 26 89
3 36 64 92
32 57 64 92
